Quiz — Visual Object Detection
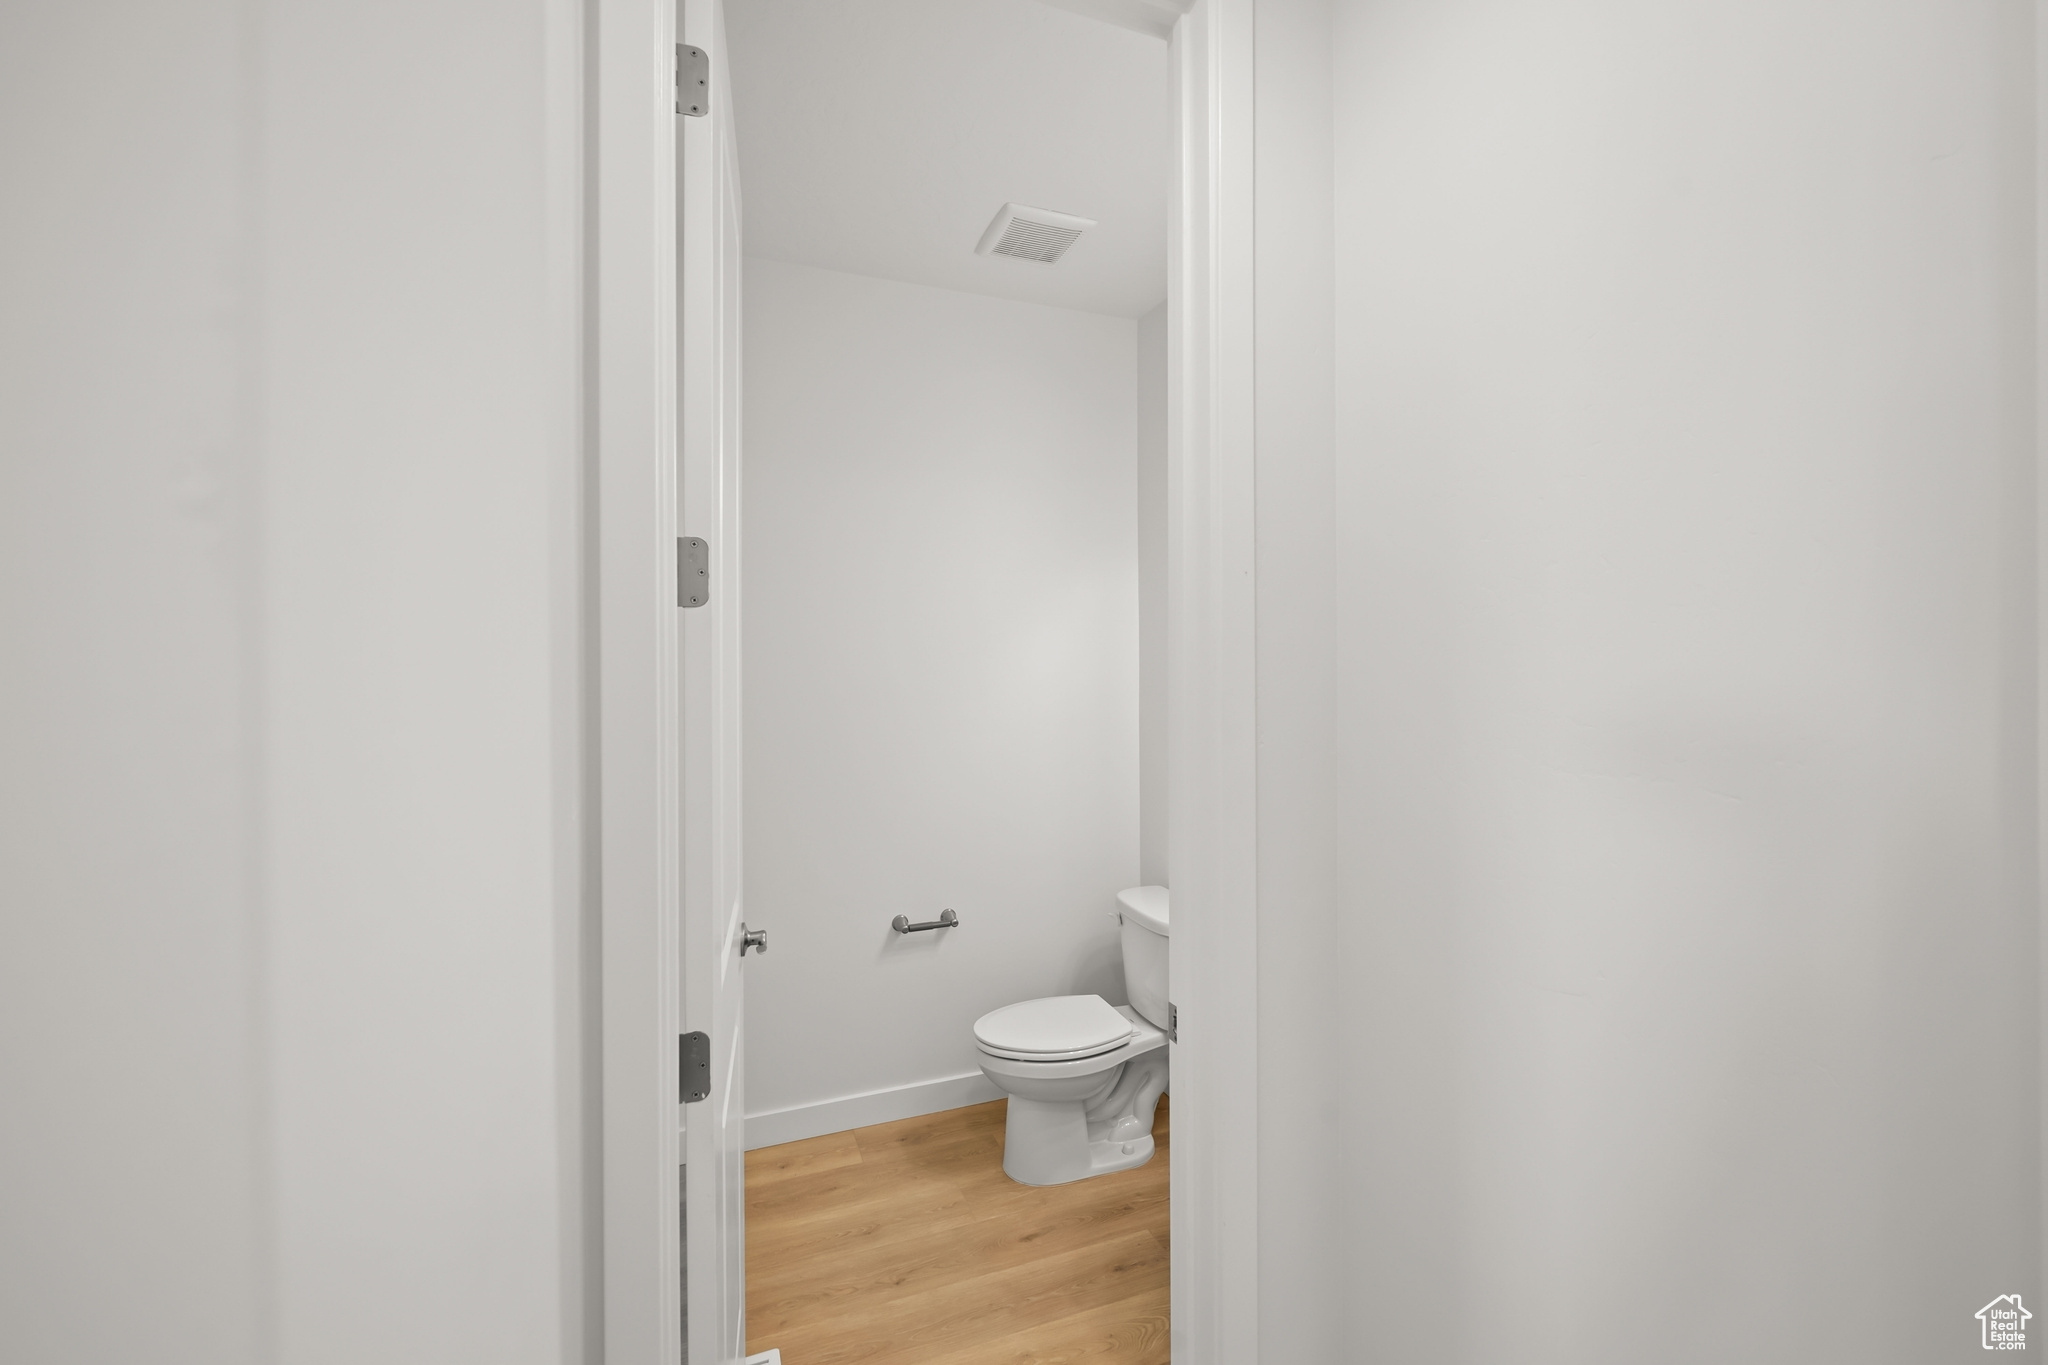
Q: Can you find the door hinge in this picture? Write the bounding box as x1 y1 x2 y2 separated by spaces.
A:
1167 1002 1177 1043
679 536 708 608
680 1030 710 1103
677 44 708 117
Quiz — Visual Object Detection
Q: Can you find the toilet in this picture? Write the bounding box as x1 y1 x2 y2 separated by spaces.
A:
973 886 1170 1186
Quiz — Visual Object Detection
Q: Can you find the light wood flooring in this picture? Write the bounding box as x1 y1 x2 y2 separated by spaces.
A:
745 1096 1169 1365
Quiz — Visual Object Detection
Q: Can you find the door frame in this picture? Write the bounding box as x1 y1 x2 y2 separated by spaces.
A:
1166 2 1259 1360
676 0 749 1358
590 0 1260 1360
595 0 683 1358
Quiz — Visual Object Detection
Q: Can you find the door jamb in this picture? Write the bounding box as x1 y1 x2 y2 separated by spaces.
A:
1166 2 1260 1361
594 0 684 1359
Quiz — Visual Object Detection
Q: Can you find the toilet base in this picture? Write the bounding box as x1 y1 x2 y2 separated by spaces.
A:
994 1037 1169 1187
1000 1099 1158 1185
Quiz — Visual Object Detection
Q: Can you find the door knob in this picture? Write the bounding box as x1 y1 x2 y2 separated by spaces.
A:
739 924 767 957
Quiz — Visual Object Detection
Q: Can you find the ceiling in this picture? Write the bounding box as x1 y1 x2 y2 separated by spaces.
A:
724 0 1169 319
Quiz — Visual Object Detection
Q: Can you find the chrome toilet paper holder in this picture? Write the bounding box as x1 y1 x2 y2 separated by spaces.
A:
891 908 960 935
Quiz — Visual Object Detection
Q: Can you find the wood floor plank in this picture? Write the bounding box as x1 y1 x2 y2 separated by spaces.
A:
749 1149 1167 1278
749 1130 1161 1246
911 1292 1172 1365
747 1129 865 1188
749 1189 1164 1332
746 1096 1169 1364
849 1099 1006 1162
746 1164 981 1262
749 1191 1168 1317
763 1230 1166 1365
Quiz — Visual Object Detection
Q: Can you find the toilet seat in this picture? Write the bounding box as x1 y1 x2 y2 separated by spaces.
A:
976 1006 1167 1080
973 994 1133 1062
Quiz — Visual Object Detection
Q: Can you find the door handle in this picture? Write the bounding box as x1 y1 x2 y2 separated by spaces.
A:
739 923 767 957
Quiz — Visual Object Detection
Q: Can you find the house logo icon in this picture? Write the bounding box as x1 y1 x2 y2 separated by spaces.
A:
1978 1295 2031 1350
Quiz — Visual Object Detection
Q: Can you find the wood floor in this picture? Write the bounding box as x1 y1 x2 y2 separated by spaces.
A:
745 1096 1169 1365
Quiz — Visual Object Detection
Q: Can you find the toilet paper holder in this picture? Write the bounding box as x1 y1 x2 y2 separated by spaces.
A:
891 908 960 935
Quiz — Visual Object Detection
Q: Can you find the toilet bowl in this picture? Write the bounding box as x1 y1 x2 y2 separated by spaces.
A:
972 886 1170 1186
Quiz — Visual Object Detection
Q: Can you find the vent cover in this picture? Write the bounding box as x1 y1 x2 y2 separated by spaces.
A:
976 202 1098 265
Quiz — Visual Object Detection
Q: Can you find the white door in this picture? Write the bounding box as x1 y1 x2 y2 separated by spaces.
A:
679 1 748 1361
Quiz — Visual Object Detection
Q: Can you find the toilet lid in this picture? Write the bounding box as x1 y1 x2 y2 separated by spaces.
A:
1116 885 1169 936
973 995 1134 1061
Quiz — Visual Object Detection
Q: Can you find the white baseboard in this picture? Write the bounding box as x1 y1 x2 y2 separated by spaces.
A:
745 1070 1003 1150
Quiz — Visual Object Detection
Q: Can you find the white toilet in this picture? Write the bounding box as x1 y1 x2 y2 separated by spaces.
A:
972 885 1170 1186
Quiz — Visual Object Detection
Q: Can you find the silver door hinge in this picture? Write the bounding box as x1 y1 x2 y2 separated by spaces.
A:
677 44 708 117
680 1031 710 1103
1167 1002 1177 1043
679 536 708 608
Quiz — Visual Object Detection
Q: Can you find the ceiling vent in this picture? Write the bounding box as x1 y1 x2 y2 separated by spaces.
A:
976 203 1098 265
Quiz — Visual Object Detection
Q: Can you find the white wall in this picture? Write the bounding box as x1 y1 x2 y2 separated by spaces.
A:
1314 1 2038 1360
1137 302 1170 884
1 4 590 1362
742 257 1139 1145
1250 1 1342 1359
1 6 268 1359
261 1 587 1359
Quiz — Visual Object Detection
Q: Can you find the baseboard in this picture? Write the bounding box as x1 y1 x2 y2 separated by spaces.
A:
745 1071 1004 1150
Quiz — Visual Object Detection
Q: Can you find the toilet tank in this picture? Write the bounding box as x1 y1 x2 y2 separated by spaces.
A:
1116 885 1170 1030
